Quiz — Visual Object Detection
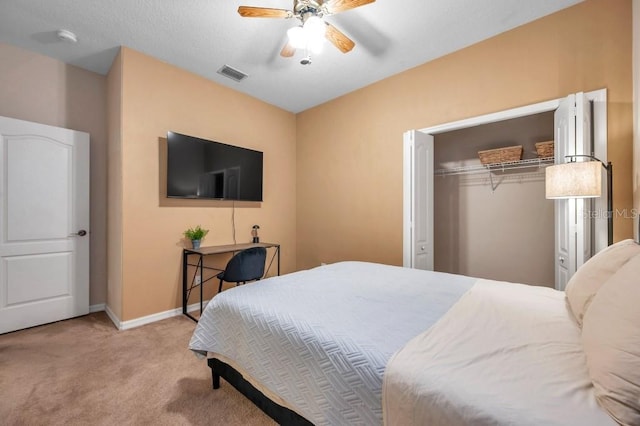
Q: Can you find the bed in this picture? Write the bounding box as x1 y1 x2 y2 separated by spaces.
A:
189 245 640 425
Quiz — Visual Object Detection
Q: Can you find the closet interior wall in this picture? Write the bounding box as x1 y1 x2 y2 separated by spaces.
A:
433 112 555 287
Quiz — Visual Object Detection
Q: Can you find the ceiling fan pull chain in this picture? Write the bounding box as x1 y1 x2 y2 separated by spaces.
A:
301 47 312 65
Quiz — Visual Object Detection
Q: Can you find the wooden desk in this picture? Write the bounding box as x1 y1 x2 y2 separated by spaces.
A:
182 242 280 322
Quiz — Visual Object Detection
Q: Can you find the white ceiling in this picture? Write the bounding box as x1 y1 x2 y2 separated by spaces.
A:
0 0 582 113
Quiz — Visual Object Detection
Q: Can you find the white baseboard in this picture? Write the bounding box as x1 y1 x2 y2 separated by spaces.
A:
89 303 105 313
100 300 210 331
104 305 121 329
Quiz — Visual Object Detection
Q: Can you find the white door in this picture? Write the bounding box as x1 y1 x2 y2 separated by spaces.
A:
403 130 434 270
0 116 89 334
575 92 593 267
554 94 576 290
554 92 593 290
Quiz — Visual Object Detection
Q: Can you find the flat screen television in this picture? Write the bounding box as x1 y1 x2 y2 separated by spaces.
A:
166 131 263 201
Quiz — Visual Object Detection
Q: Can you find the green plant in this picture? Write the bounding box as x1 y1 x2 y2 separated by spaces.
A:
183 225 209 241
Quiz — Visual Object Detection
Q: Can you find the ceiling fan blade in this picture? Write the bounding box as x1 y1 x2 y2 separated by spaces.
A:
237 6 291 18
325 23 355 53
323 0 375 14
280 43 296 57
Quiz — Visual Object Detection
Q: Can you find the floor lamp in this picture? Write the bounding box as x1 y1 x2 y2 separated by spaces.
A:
545 155 613 246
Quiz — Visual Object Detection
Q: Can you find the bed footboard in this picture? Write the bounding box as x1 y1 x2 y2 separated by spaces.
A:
207 358 313 425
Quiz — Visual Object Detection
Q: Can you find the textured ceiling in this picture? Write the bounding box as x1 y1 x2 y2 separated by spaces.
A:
0 0 582 113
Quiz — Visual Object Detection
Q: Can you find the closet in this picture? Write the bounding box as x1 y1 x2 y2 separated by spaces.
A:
403 89 608 291
433 112 555 287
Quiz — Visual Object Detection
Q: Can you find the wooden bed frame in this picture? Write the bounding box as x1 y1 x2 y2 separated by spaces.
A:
208 357 314 425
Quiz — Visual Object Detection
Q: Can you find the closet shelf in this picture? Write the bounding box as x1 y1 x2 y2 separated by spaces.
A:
435 157 554 177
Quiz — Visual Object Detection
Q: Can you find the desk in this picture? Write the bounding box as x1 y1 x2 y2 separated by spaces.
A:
182 242 280 322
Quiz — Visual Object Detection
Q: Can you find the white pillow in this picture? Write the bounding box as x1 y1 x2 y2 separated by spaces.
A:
565 239 640 326
582 252 640 425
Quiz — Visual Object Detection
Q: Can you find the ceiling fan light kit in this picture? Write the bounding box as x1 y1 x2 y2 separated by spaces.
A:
238 0 375 65
287 17 326 53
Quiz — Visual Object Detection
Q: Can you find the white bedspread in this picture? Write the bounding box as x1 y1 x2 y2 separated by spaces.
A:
382 279 615 426
189 261 474 425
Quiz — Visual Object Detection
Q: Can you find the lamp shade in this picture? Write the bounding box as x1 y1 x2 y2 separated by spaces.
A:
287 17 326 54
287 26 306 49
545 161 602 199
304 16 326 39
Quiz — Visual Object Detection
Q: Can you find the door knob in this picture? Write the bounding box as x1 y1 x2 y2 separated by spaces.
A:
559 256 565 264
71 230 87 237
421 246 425 251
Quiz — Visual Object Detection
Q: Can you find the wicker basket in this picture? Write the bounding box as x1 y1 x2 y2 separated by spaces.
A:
535 141 554 158
478 145 523 165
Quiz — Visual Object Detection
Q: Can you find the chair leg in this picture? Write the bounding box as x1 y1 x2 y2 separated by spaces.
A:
218 279 223 293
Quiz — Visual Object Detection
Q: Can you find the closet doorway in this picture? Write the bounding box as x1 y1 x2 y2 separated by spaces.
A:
434 112 554 286
403 90 608 290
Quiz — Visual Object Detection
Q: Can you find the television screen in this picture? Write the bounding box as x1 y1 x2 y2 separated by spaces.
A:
167 131 263 201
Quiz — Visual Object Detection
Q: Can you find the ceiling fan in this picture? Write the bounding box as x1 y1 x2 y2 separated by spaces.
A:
238 0 375 64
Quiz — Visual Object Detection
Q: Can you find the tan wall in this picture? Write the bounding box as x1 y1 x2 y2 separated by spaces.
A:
296 0 634 270
106 51 123 319
117 48 296 321
0 43 108 306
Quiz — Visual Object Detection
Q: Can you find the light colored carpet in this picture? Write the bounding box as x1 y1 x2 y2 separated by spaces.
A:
0 312 277 426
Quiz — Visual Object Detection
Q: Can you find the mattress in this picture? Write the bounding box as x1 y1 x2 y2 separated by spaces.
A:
189 261 474 425
383 278 615 426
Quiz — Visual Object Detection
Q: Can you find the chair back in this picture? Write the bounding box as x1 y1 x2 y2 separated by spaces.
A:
222 247 267 283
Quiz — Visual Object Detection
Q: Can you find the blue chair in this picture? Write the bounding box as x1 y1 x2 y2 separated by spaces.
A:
217 247 267 293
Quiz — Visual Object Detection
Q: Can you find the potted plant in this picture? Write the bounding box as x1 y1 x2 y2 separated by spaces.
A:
183 225 209 249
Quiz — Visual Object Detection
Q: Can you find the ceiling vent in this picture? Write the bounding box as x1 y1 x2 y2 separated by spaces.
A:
217 65 248 82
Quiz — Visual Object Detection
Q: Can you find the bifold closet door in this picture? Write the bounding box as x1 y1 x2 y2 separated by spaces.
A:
403 130 433 270
553 92 593 291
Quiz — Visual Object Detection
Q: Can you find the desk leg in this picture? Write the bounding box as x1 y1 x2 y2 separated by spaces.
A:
199 255 204 316
183 250 199 323
182 251 188 315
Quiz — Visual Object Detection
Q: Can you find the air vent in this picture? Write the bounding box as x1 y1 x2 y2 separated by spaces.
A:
217 65 248 82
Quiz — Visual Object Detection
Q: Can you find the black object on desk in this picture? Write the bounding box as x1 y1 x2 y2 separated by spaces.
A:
182 242 280 322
